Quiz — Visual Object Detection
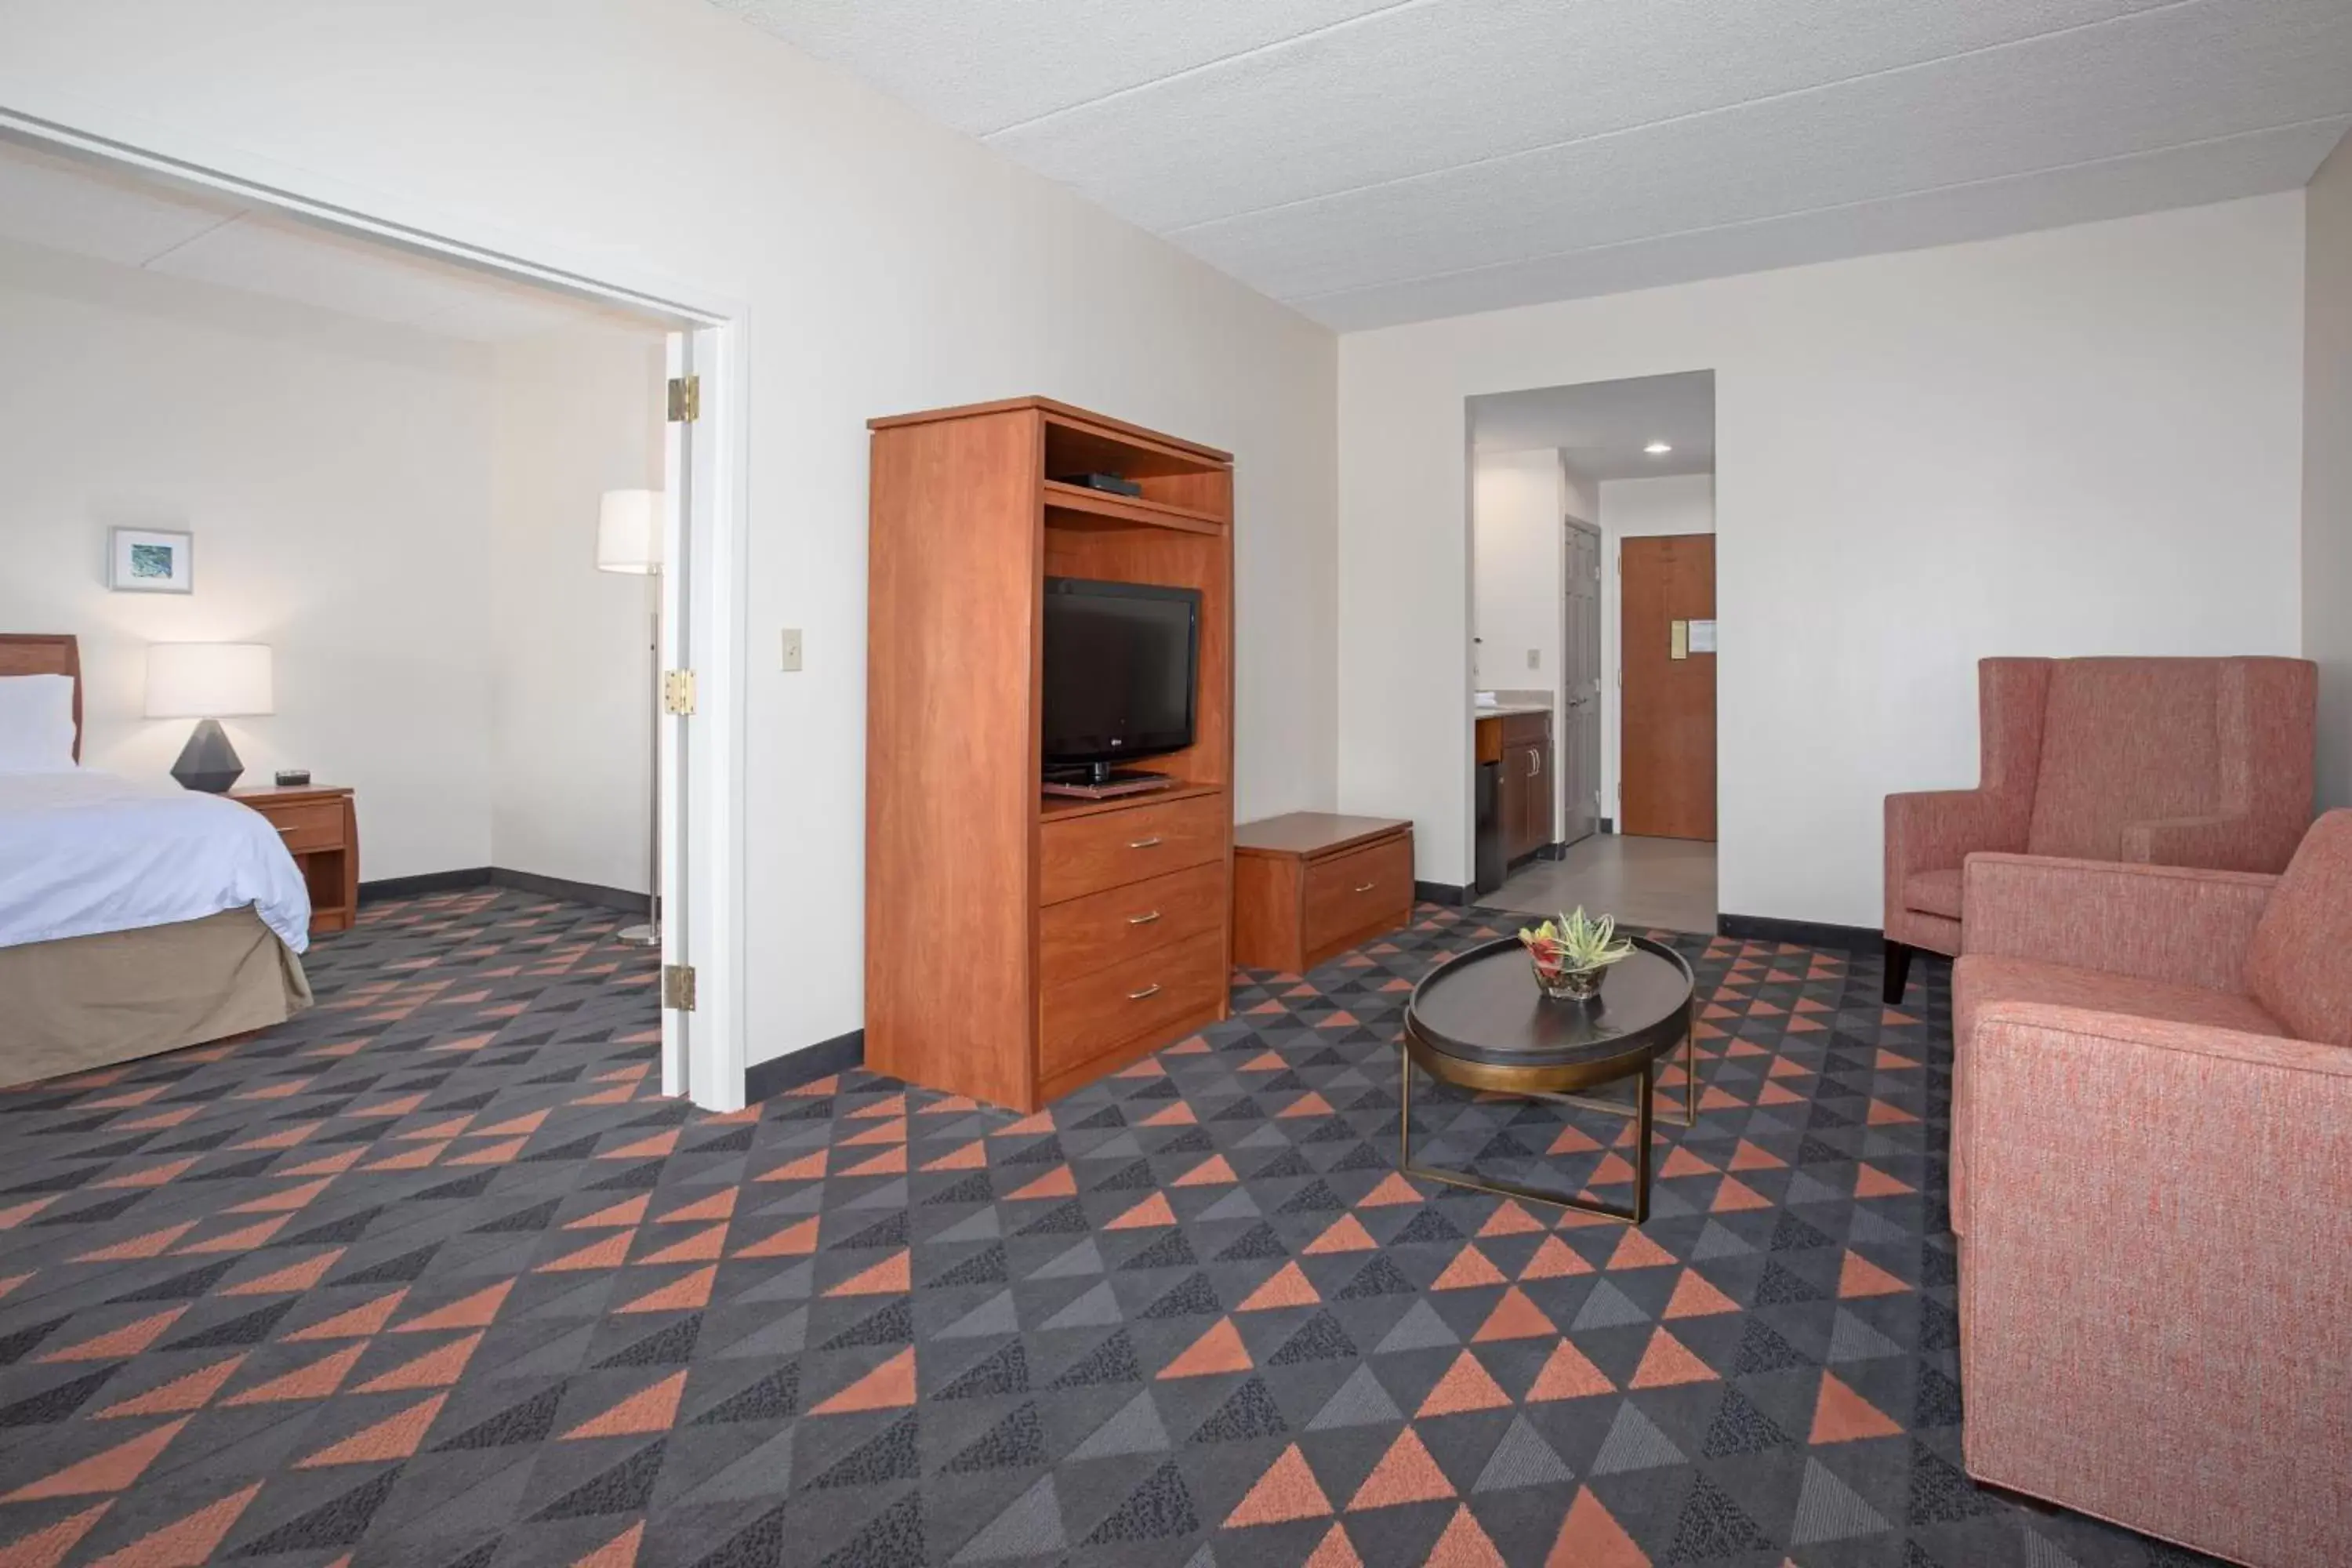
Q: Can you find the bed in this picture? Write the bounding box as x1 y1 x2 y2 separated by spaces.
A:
0 633 313 1085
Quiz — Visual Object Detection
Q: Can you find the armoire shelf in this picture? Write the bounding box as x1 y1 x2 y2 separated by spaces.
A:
865 397 1236 1112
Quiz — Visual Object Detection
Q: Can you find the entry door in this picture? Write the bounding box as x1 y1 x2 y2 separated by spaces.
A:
1559 521 1602 846
1619 534 1716 840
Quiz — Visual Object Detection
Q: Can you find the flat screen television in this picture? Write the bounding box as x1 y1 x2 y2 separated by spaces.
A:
1042 576 1200 784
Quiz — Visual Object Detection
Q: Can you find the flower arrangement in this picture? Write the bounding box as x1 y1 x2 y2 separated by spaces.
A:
1518 907 1633 1000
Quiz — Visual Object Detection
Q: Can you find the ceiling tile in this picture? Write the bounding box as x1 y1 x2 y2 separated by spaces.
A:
1301 118 2343 328
706 0 2352 325
989 0 2178 233
711 0 1406 135
0 137 241 267
1172 0 2352 303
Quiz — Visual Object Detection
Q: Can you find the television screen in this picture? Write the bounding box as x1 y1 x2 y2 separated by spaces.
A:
1042 577 1200 768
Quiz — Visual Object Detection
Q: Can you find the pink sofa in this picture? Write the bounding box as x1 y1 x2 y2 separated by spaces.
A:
1950 810 2352 1568
1883 655 2314 1001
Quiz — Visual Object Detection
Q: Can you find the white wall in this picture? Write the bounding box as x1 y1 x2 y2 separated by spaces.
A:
488 326 669 895
0 238 499 880
0 0 1342 1069
2308 134 2352 812
1597 474 1716 823
1339 195 2307 925
1471 449 1565 691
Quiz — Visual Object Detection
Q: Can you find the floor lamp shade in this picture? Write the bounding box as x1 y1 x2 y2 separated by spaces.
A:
596 489 663 575
147 643 274 793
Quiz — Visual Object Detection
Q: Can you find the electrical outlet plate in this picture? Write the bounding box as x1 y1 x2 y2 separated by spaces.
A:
1526 648 1541 670
780 629 804 672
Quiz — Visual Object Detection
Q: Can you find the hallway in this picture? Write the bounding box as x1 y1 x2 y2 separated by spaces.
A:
1479 832 1717 935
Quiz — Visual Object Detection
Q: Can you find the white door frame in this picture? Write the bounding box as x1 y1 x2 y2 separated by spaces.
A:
0 107 755 1111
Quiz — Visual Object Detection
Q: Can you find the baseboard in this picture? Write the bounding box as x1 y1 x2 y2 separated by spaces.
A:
1414 880 1473 908
489 867 648 915
745 1029 866 1102
358 866 646 913
1717 912 1882 953
358 867 492 902
1599 818 1613 834
1536 841 1566 862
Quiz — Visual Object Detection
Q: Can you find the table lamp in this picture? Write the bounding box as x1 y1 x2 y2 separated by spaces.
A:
147 642 274 793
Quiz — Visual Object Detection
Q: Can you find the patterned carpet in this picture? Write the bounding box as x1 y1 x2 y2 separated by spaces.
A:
0 890 2216 1567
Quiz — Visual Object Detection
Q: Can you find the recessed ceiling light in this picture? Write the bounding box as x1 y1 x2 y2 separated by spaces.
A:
1643 441 1673 456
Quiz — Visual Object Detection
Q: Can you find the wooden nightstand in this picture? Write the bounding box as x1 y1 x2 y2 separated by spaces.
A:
231 786 359 935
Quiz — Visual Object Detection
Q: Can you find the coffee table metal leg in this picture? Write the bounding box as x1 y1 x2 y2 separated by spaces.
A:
1398 1046 1656 1227
1555 1033 1695 1129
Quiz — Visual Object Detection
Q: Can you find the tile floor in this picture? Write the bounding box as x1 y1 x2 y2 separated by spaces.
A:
1482 834 1718 935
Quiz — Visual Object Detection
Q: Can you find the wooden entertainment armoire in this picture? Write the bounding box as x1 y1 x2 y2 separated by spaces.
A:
865 397 1234 1112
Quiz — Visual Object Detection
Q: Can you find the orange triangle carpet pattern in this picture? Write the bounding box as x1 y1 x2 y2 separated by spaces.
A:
0 889 2216 1567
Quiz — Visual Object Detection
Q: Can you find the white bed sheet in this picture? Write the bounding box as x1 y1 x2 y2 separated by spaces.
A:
0 770 311 953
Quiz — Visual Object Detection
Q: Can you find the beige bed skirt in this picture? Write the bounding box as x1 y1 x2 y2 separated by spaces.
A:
0 909 313 1087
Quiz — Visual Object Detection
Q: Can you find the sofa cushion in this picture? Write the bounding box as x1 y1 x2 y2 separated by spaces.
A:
1954 956 2284 1046
1902 869 1962 920
2025 659 2218 862
2244 809 2352 1047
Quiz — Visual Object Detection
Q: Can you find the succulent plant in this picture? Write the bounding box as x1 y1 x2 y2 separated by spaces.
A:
1518 907 1634 974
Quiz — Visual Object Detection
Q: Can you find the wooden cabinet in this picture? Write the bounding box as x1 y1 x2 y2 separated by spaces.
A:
865 397 1235 1112
1232 813 1414 974
231 786 358 935
1492 711 1554 865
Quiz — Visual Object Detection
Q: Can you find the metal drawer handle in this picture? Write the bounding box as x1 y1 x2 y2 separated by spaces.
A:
1127 910 1162 925
1353 881 1375 894
1127 983 1162 1001
1128 836 1163 849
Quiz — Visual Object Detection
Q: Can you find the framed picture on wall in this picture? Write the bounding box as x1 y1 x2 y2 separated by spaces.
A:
107 528 194 593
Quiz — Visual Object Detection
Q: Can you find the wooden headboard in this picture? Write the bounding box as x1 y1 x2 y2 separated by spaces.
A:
0 633 82 761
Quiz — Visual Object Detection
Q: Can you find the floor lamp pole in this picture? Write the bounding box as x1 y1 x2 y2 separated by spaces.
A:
617 593 662 948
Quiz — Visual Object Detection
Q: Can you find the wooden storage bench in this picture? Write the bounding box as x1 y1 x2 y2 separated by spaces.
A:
1232 812 1415 974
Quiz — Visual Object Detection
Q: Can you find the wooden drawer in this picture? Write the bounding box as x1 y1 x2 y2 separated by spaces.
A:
1041 929 1226 1079
1040 792 1225 905
1040 861 1225 982
1302 833 1414 953
1475 717 1504 764
262 801 344 853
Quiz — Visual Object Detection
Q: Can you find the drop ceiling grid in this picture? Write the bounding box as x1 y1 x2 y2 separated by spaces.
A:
715 0 2352 328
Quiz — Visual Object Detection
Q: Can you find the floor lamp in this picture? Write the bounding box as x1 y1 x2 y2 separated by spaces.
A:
597 489 663 948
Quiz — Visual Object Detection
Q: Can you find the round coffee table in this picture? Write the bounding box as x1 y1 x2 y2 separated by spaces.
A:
1400 933 1697 1225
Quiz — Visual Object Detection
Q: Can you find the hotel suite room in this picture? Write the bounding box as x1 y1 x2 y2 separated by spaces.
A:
0 3 2346 1567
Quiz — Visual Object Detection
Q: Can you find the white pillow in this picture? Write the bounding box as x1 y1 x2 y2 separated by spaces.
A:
0 673 78 772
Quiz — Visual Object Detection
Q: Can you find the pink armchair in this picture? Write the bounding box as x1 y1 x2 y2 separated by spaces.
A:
1882 655 2314 1001
1949 811 2352 1568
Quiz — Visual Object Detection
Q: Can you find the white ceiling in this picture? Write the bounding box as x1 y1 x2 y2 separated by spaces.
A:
0 136 649 343
1472 372 1715 479
714 0 2352 330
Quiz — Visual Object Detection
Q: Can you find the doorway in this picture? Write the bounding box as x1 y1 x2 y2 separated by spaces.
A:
0 118 750 1109
1465 371 1718 934
1619 533 1716 839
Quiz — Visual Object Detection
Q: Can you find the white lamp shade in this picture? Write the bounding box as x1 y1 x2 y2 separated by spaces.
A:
147 643 274 720
596 489 664 574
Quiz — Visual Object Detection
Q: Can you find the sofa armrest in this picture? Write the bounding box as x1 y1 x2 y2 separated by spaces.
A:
1957 1005 2352 1567
2119 811 2260 870
1885 789 2023 930
1960 853 2274 991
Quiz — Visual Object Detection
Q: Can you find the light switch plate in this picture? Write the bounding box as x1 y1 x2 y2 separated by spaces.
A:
1526 648 1541 670
780 629 804 672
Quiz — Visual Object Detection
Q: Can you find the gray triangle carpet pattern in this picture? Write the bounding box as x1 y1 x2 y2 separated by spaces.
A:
0 888 2219 1567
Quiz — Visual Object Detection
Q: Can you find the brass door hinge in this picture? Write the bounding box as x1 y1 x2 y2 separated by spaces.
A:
662 963 698 1011
662 669 697 716
667 375 700 423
